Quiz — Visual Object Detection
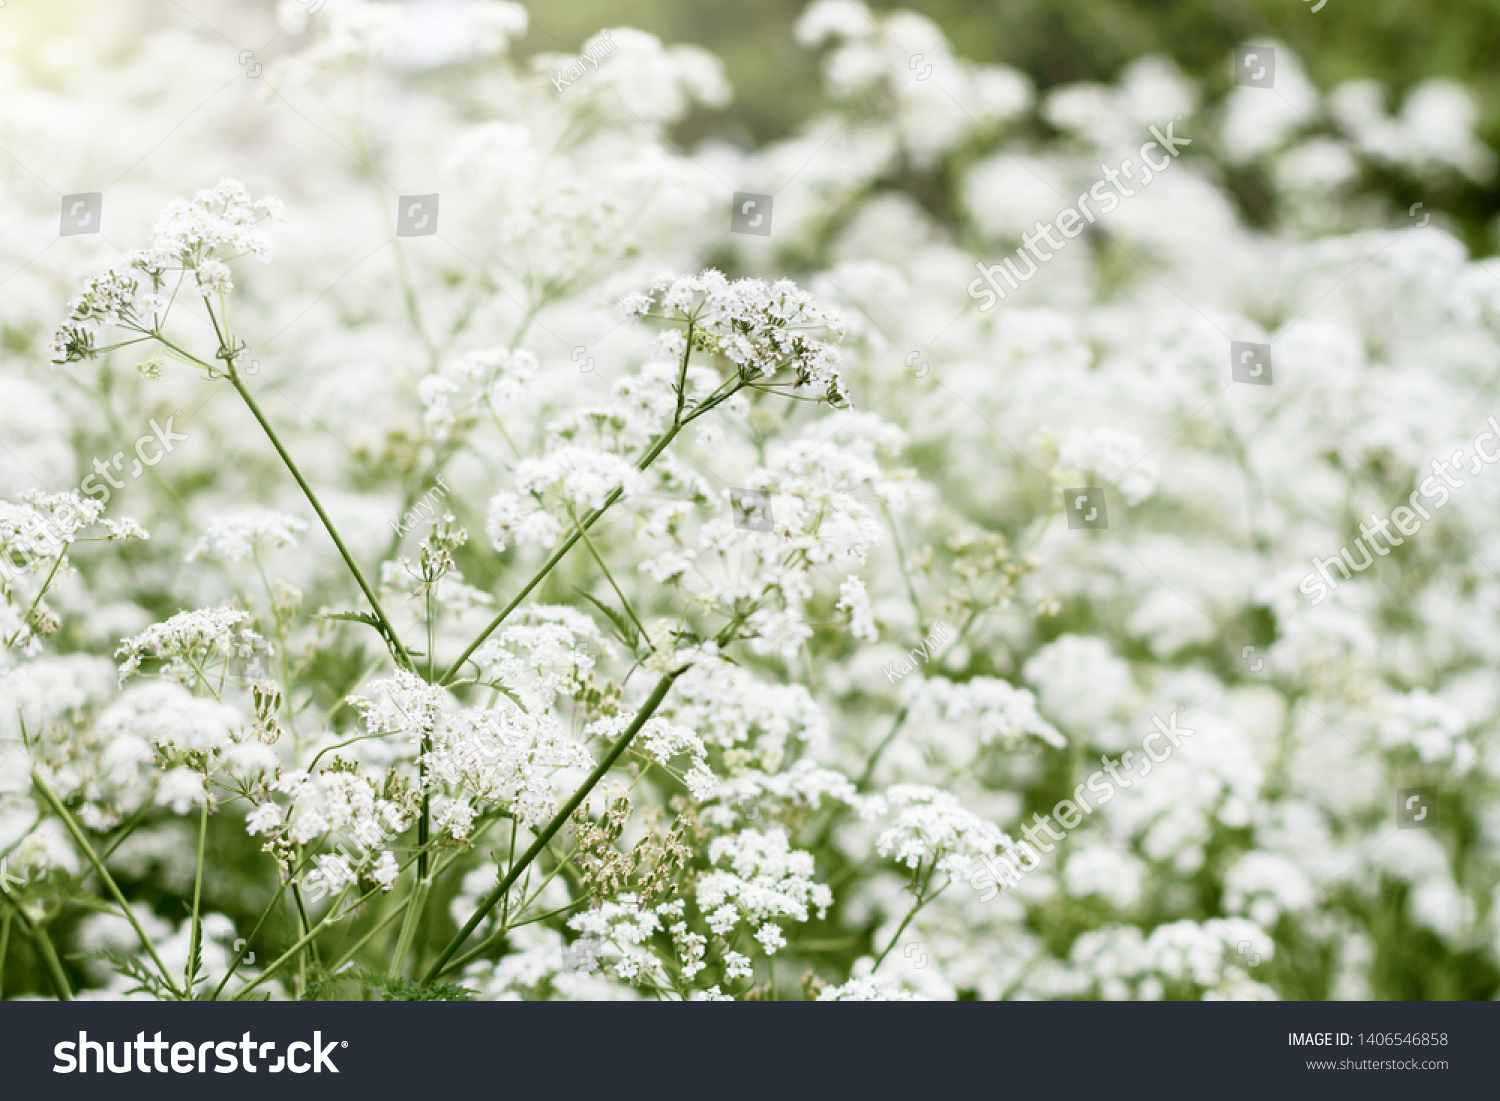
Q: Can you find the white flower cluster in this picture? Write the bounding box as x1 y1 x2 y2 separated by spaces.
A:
583 713 716 801
186 509 308 563
875 785 1017 880
697 829 833 954
11 0 1500 1004
472 605 613 710
1037 919 1278 1001
621 269 849 403
115 607 271 687
51 178 280 366
424 704 594 828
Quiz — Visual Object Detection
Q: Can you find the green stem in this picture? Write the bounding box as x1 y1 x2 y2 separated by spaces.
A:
387 875 430 979
185 795 209 993
325 896 408 975
15 552 65 642
33 773 178 996
230 892 358 1001
857 708 909 792
439 424 683 685
424 668 685 980
873 865 942 968
568 505 649 642
0 910 10 1000
440 369 746 687
32 926 71 1001
880 500 924 634
292 879 318 994
210 876 290 1000
97 801 155 862
225 368 413 671
446 841 575 974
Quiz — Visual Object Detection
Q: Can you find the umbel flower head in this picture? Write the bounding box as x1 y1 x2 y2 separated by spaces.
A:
620 269 850 406
51 178 283 366
116 606 272 687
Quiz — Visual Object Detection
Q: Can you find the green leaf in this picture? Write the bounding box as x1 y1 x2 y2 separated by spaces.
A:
301 968 475 1002
73 948 179 1001
573 587 639 651
320 611 382 627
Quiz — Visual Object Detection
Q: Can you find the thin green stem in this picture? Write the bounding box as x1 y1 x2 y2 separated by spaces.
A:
567 504 649 642
439 424 684 685
880 500 924 634
325 899 407 975
873 865 943 969
33 773 178 996
208 838 338 999
97 801 155 862
210 877 289 1000
857 708 910 792
424 667 686 979
225 367 413 671
32 926 72 1001
673 319 695 424
185 795 209 993
253 550 302 756
15 552 66 641
230 891 360 1001
447 841 578 974
0 911 10 1000
387 874 430 979
292 879 318 994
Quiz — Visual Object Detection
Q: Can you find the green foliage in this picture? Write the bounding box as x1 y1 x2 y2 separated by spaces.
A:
301 968 476 1002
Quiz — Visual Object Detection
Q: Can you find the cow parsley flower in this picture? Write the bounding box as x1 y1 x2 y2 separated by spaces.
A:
817 977 923 1001
52 178 281 367
875 785 1017 879
345 668 449 745
695 829 832 953
486 491 561 552
424 704 594 827
116 606 271 686
186 509 308 562
622 269 849 405
836 575 878 641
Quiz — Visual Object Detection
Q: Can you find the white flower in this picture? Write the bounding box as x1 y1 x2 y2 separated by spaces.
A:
836 575 878 641
425 704 593 827
371 851 400 890
620 270 848 404
816 977 923 1001
486 491 561 552
246 802 284 834
345 669 448 745
875 786 1016 879
186 509 308 562
695 829 831 949
516 445 642 512
154 768 206 814
1052 426 1158 506
754 922 787 954
116 606 271 686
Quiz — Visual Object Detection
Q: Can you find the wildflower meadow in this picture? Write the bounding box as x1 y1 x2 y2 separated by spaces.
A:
2 0 1499 1013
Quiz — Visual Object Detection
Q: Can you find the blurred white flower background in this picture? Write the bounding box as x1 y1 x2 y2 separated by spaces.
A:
2 0 1500 1001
